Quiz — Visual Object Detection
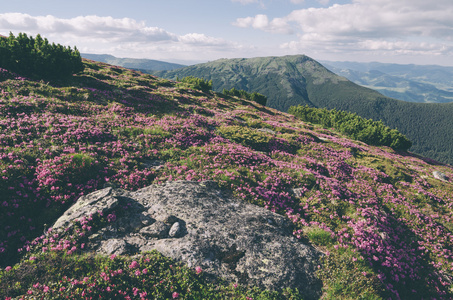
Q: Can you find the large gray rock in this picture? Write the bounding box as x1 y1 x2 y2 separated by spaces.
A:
53 181 322 299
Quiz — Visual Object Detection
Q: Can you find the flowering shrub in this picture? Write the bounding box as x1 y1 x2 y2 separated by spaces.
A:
0 58 452 299
36 153 105 204
1 250 301 299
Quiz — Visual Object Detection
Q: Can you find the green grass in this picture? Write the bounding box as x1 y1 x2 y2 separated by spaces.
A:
0 251 303 299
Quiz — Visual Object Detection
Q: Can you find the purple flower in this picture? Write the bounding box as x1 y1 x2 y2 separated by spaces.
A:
129 260 139 269
107 213 116 222
195 266 202 274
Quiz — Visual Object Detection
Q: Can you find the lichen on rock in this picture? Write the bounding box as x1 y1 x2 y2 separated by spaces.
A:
52 180 322 299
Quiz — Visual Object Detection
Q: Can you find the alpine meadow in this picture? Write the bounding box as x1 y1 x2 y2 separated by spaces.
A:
0 33 453 300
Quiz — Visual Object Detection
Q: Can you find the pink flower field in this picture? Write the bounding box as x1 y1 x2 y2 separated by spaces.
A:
0 60 452 299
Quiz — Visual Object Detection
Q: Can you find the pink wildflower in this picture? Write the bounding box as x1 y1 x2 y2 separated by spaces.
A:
107 213 116 222
172 292 179 298
195 266 202 274
129 260 139 269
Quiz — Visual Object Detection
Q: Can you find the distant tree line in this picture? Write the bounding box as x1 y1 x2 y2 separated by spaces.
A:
177 76 213 92
288 105 412 151
176 76 267 106
222 87 267 106
0 32 84 79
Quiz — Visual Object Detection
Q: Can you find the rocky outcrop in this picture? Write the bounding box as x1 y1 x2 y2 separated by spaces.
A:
53 180 322 299
433 171 449 182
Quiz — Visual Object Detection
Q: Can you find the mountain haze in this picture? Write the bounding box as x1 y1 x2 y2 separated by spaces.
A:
321 61 453 91
322 61 453 103
82 53 186 71
154 55 453 165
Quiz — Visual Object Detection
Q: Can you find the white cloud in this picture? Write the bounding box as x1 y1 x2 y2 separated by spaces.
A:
0 13 241 62
235 0 453 61
0 13 177 42
178 33 228 46
285 1 453 39
233 14 293 34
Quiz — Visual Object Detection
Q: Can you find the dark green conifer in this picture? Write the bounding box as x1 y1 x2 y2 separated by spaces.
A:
0 32 84 79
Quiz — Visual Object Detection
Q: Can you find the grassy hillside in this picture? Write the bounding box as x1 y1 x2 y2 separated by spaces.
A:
154 55 453 165
0 59 453 299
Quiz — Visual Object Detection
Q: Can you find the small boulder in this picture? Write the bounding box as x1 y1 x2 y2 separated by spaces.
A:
100 239 129 255
433 171 449 182
168 222 181 237
139 221 169 238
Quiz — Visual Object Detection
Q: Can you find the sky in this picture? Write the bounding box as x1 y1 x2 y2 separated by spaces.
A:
1 0 453 66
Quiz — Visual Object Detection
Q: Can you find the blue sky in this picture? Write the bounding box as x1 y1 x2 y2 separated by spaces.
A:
1 0 453 66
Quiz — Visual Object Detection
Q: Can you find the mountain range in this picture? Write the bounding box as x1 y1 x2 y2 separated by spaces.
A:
321 60 453 103
152 55 453 165
82 53 453 105
81 53 186 71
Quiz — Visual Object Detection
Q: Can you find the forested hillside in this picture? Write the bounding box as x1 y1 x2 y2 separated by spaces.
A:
154 55 453 165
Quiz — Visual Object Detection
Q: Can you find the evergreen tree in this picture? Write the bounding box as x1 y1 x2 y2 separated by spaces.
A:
222 87 267 106
0 32 84 79
288 105 412 151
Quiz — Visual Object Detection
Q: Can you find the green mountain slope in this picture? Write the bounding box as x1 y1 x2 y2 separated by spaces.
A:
154 55 453 165
1 57 453 299
154 55 351 112
82 53 186 71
